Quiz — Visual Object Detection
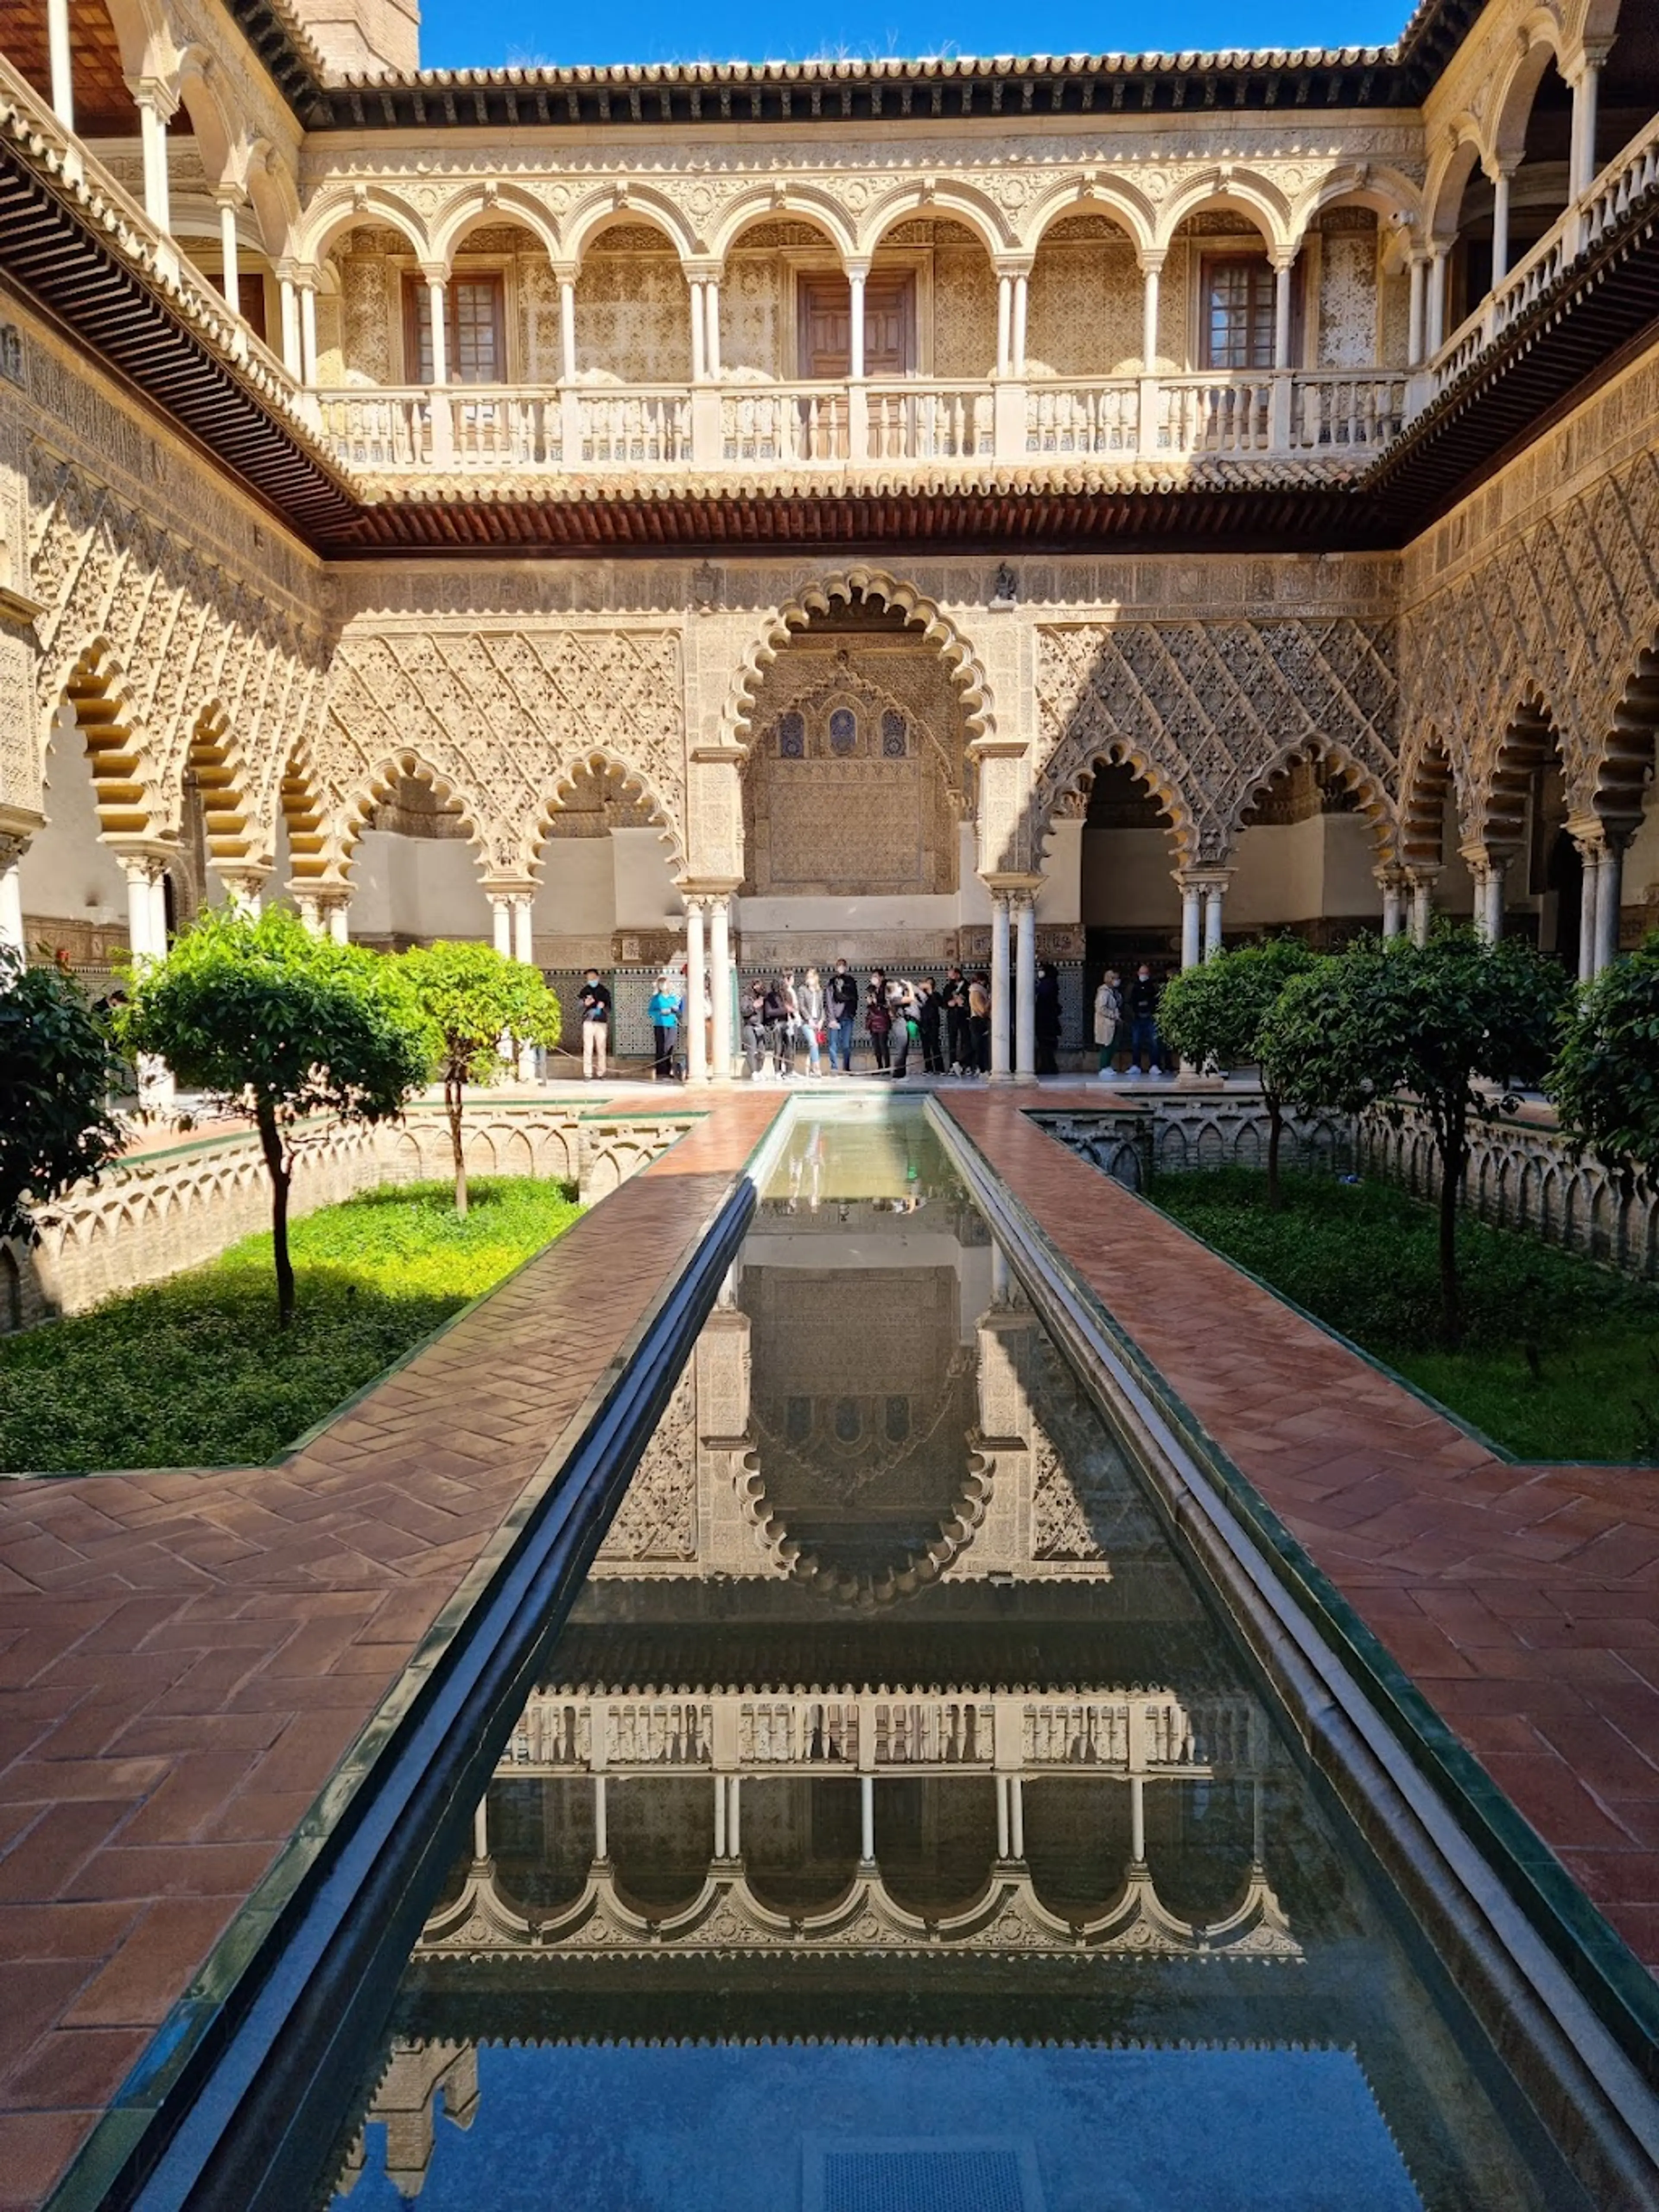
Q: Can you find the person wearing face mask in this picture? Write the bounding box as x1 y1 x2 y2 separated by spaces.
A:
1125 963 1162 1077
798 966 826 1077
578 968 611 1080
865 969 893 1073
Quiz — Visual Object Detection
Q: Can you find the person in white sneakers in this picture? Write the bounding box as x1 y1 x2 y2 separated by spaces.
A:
1093 968 1123 1077
578 968 611 1079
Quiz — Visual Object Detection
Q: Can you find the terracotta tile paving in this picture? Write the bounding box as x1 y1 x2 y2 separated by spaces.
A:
945 1089 1659 1982
0 1092 780 2211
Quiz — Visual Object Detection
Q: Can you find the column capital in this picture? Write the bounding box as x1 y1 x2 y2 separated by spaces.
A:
1173 866 1233 892
1268 242 1300 274
114 840 177 887
1373 861 1409 890
483 874 538 900
991 255 1035 279
417 261 449 288
0 829 32 872
124 73 180 120
210 181 247 211
1568 38 1614 85
682 258 722 284
1135 247 1168 276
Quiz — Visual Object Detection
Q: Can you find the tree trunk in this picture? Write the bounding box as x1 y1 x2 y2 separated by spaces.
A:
254 1101 295 1328
446 1073 467 1218
1437 1112 1465 1350
1265 1094 1285 1213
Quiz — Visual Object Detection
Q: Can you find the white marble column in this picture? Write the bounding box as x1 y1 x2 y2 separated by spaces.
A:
688 277 706 382
128 78 177 233
1576 838 1602 982
148 869 168 958
1140 257 1162 370
1570 49 1606 202
592 1774 608 1863
1130 1773 1146 1865
995 273 1013 376
558 276 578 382
124 857 174 1106
1378 870 1406 939
0 835 27 951
216 192 242 317
1491 167 1513 285
47 0 73 129
326 898 350 945
684 898 708 1085
278 271 301 377
703 279 721 381
859 1773 875 1868
1272 255 1295 370
848 266 867 382
514 897 537 1079
1013 893 1036 1085
489 894 512 957
1408 871 1436 947
989 894 1011 1082
1595 832 1624 975
1203 878 1227 960
1009 1773 1026 1862
298 277 319 386
1011 271 1029 376
1425 244 1449 356
1179 878 1203 970
709 895 733 1080
1407 251 1427 364
1471 854 1506 942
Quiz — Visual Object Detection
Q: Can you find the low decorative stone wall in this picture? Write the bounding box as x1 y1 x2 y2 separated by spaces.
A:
0 1102 690 1333
1360 1108 1659 1282
1031 1096 1352 1193
1036 1090 1659 1283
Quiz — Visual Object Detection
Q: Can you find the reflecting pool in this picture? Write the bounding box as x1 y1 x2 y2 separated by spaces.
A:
324 1104 1590 2211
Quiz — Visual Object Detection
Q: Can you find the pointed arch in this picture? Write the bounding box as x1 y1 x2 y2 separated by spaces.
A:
1591 632 1659 834
175 703 262 869
279 739 334 887
529 747 685 873
1476 689 1565 853
1227 736 1397 864
1398 730 1459 869
57 638 159 842
1034 738 1198 871
720 569 992 754
336 749 489 877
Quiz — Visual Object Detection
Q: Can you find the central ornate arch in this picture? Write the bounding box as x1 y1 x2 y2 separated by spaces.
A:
720 569 994 755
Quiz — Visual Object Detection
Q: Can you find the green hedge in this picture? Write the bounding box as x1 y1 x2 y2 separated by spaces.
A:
1148 1167 1659 1463
0 1177 582 1474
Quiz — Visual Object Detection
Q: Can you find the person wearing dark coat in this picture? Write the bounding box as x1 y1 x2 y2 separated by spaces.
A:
1034 961 1062 1076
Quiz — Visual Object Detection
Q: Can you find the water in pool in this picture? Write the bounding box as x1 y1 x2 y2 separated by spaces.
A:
323 1105 1591 2211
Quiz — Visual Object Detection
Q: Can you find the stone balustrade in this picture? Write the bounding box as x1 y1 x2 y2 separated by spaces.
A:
0 1100 688 1333
313 366 1410 478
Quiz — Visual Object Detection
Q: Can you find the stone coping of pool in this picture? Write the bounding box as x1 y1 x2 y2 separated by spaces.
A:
0 1092 787 2212
930 1091 1659 2207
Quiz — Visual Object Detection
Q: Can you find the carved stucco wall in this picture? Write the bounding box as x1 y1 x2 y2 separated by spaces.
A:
1033 616 1399 867
1315 211 1382 370
573 225 693 385
1397 346 1659 840
10 307 327 862
739 633 967 897
1026 218 1143 380
324 624 688 875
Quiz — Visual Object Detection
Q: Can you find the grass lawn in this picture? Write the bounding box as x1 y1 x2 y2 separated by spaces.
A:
1147 1167 1659 1464
0 1178 582 1474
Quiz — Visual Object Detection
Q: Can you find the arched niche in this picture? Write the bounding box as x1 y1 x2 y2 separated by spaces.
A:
1227 747 1390 948
342 763 490 951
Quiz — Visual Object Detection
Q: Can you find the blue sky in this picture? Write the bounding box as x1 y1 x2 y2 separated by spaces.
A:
415 2 1407 73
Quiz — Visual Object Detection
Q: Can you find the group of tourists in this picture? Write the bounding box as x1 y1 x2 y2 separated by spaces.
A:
741 961 1003 1082
1090 963 1168 1078
577 954 1172 1082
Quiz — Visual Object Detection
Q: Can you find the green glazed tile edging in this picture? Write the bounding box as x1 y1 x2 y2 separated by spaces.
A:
41 1100 789 2212
928 1098 1659 2089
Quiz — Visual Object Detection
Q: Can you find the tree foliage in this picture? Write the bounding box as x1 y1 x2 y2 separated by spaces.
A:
1549 933 1659 1189
1258 929 1567 1346
1157 939 1322 1208
0 945 124 1241
399 941 563 1216
118 906 431 1323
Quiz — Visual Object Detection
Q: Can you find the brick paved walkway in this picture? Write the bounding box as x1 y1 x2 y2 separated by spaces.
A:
944 1091 1659 1981
0 1093 780 2212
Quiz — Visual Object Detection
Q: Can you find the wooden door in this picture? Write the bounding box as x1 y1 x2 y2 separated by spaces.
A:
797 273 915 377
